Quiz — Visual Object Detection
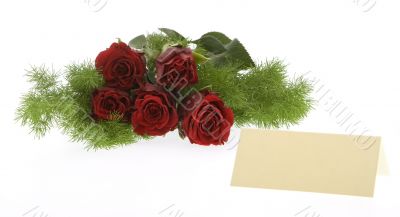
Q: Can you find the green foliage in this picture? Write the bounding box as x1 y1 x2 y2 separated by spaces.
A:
143 33 171 71
66 61 104 94
25 65 59 94
192 59 313 128
16 66 61 137
159 28 185 41
192 51 209 64
238 60 313 127
16 92 58 137
193 33 255 69
192 63 247 113
129 34 146 49
55 92 143 149
195 35 227 54
211 39 255 69
200 31 232 44
65 61 105 113
129 29 189 72
16 63 148 149
17 29 314 148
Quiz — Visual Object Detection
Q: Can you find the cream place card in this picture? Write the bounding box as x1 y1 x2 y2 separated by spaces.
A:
231 129 381 197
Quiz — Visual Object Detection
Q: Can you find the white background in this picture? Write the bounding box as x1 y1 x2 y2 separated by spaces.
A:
1 0 399 216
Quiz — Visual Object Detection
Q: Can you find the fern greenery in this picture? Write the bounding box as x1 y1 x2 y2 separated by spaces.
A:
16 62 148 149
16 29 313 149
192 60 313 128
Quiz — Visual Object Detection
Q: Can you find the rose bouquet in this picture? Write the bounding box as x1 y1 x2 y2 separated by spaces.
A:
16 28 313 149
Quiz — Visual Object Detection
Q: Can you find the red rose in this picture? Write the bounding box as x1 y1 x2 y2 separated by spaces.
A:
156 47 198 90
179 91 234 145
95 42 146 90
132 84 179 136
91 87 132 121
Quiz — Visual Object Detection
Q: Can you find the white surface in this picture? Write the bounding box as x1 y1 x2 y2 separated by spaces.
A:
1 0 400 216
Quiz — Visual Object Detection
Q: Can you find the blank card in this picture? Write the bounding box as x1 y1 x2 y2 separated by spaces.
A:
231 129 381 197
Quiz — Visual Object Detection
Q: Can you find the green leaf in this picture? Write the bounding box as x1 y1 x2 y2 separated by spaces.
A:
192 51 209 64
201 31 232 45
129 35 146 49
193 46 208 56
211 39 255 69
193 32 255 69
146 70 156 84
178 124 186 139
159 28 185 40
195 35 226 55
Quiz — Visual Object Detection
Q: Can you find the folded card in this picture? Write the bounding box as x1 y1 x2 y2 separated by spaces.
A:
231 129 381 197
